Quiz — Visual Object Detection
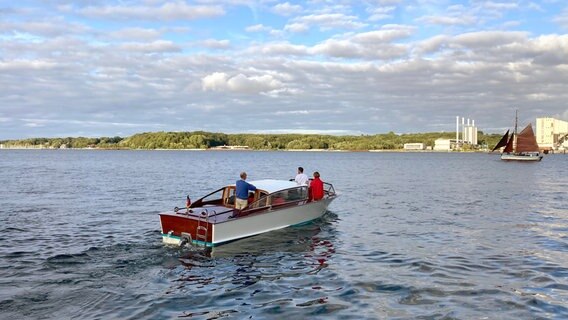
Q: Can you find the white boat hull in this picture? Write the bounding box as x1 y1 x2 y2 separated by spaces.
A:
161 198 334 246
501 154 543 161
213 198 334 245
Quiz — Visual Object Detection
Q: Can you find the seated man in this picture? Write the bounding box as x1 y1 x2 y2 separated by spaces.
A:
309 171 324 201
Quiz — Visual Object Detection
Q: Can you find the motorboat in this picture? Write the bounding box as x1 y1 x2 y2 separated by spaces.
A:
159 179 337 247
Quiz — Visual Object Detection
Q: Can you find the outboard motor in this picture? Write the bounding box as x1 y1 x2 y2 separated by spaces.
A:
179 232 192 247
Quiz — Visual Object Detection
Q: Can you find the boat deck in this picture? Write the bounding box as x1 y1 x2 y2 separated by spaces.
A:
164 199 315 225
165 205 235 224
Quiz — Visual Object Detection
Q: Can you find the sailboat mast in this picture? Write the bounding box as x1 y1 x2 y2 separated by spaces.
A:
514 109 518 153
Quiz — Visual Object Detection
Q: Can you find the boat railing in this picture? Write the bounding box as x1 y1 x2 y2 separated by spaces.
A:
323 182 336 197
291 178 336 197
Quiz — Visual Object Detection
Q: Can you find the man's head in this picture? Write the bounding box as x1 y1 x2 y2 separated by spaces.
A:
240 172 247 180
298 167 304 173
313 171 320 178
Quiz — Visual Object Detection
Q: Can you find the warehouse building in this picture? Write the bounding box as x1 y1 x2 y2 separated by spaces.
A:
536 117 568 151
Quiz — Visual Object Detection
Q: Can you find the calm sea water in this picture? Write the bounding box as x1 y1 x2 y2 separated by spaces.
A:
0 150 566 319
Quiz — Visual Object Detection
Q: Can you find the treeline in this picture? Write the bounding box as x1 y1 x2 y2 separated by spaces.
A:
0 136 124 149
0 131 503 151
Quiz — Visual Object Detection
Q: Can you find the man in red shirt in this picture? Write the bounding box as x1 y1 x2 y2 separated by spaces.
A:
309 171 324 201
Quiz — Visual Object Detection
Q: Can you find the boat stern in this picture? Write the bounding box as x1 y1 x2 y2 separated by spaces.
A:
159 210 214 247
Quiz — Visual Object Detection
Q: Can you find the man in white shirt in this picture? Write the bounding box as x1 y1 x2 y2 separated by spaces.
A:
294 167 309 185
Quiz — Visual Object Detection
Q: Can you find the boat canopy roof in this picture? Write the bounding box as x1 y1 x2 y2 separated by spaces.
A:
234 179 300 193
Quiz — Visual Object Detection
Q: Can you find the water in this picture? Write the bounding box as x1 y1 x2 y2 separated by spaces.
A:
0 150 566 319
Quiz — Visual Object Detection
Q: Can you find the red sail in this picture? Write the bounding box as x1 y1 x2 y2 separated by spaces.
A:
503 134 514 153
491 130 510 152
515 123 540 153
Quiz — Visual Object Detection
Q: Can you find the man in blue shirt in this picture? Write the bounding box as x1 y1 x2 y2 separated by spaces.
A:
235 172 256 210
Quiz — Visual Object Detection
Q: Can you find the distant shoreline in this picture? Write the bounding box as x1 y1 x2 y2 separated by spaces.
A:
0 146 491 153
2 147 565 154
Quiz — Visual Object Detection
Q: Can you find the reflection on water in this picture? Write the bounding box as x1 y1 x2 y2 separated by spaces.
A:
0 150 567 319
164 214 342 317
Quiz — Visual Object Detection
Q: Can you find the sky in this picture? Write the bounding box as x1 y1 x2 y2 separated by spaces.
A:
1 0 568 139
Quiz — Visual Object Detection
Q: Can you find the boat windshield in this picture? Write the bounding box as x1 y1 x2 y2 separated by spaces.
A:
192 187 225 207
248 186 308 209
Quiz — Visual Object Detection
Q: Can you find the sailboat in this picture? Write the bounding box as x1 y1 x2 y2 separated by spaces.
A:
491 111 543 161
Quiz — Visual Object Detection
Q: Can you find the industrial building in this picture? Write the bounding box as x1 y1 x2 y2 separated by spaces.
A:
403 143 425 150
433 117 479 151
536 117 568 151
457 117 478 146
434 139 458 151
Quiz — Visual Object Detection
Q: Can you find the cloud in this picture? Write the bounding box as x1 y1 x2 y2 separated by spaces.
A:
79 2 225 21
367 6 396 21
554 8 568 30
256 42 308 56
353 25 414 43
21 118 153 128
246 129 362 135
530 35 568 65
202 72 284 94
271 2 302 16
118 40 181 53
418 15 477 26
246 24 270 32
200 39 231 49
452 31 528 48
2 1 568 139
284 22 309 33
310 26 413 60
286 13 367 32
274 110 310 115
0 19 90 38
0 59 58 71
108 27 162 41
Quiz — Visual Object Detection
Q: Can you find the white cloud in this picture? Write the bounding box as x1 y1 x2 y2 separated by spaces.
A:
246 129 362 135
0 59 58 71
526 93 553 101
416 35 450 53
312 39 362 58
257 42 308 56
201 72 230 91
353 26 414 43
201 39 231 49
79 2 225 21
2 1 568 139
108 28 161 41
202 72 284 94
271 2 302 16
246 24 270 32
0 19 90 38
367 6 396 21
289 13 367 32
481 2 518 11
554 8 568 30
284 22 309 33
418 15 477 26
119 40 181 53
274 110 310 115
453 31 528 48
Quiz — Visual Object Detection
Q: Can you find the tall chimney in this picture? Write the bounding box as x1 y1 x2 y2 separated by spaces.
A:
456 116 459 143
